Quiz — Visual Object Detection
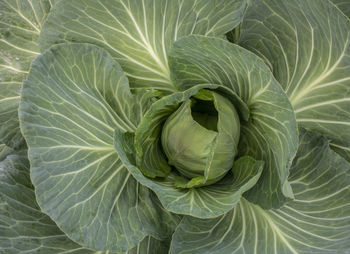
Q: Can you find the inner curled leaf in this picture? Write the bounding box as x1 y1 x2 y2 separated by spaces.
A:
161 89 240 188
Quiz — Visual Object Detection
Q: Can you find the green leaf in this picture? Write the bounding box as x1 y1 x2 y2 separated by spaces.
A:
330 0 350 18
0 0 55 148
0 149 172 254
239 0 350 161
169 35 298 209
0 150 96 253
38 0 247 91
114 87 263 218
170 129 350 254
0 143 13 161
126 236 170 254
19 43 180 252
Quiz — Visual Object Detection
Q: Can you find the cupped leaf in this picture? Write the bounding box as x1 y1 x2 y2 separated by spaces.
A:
115 87 263 218
19 43 180 252
161 90 241 187
0 0 55 148
170 129 350 254
0 150 96 254
169 35 298 209
134 84 219 179
239 0 350 161
212 85 250 122
161 99 218 183
38 0 247 91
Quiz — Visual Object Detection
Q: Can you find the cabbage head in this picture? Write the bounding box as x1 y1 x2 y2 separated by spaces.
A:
1 0 350 253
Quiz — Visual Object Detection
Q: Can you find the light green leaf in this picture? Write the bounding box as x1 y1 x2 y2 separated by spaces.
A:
134 84 218 179
114 86 263 218
0 150 96 254
239 0 350 161
19 43 180 252
330 0 350 18
38 0 247 91
0 0 54 148
169 35 298 209
161 90 241 188
170 129 350 254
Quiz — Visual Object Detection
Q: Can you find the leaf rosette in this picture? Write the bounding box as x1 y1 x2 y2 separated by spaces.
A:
114 34 299 219
0 0 346 253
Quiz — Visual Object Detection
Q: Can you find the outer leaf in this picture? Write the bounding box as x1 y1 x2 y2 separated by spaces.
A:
0 0 54 148
330 0 350 18
169 35 298 209
0 150 95 254
115 85 263 218
239 0 350 161
170 129 350 254
0 143 13 161
38 0 247 91
0 149 172 254
127 236 170 254
19 43 180 252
